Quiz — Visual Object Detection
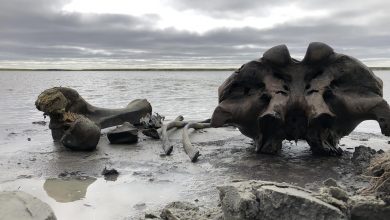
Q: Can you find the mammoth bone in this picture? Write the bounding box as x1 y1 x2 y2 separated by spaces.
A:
208 42 390 156
35 87 152 150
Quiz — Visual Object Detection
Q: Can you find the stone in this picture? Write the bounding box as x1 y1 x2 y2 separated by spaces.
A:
349 195 390 220
352 146 378 173
323 178 338 187
218 180 346 220
107 122 138 144
0 191 56 220
160 201 222 220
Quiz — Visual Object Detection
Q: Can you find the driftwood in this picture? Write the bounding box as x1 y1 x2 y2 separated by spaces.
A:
35 87 152 150
211 42 390 156
182 122 211 162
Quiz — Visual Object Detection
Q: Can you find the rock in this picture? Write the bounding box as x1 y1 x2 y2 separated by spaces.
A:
107 122 138 144
101 167 119 181
218 180 346 220
349 195 390 220
160 201 222 220
145 213 160 219
323 178 338 187
32 121 47 126
352 146 378 173
0 191 56 220
161 201 199 220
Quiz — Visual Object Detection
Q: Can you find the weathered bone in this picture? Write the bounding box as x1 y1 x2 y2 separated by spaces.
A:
182 122 210 162
35 87 152 150
211 42 390 156
161 115 185 155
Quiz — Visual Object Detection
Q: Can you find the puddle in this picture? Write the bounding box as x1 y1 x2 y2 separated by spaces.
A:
43 177 96 203
0 175 184 220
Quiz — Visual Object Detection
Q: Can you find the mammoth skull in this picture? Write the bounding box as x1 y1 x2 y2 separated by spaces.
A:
211 42 390 155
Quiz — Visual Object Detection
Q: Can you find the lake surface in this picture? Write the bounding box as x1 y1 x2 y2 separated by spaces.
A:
0 70 389 219
0 70 389 134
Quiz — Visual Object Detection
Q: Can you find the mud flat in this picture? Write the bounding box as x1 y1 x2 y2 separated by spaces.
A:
0 122 389 219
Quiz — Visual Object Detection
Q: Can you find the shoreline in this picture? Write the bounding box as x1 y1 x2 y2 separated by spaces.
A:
1 67 390 71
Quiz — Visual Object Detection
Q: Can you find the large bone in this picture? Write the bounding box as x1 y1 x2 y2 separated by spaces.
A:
211 42 389 156
35 87 152 150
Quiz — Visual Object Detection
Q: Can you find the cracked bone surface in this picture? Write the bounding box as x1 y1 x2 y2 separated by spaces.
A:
211 42 390 155
35 87 152 150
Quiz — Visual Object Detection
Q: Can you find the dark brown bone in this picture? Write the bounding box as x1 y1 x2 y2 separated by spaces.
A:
211 42 390 155
35 87 152 150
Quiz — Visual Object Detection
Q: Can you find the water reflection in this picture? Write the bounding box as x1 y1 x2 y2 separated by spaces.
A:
43 177 96 203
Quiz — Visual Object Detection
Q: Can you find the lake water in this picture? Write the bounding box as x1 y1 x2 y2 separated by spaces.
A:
0 70 389 134
0 70 389 219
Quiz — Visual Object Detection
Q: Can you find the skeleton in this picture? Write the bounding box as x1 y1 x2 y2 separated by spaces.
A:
36 42 390 160
35 87 152 150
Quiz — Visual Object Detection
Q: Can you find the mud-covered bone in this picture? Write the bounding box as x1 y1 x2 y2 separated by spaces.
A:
36 87 152 150
107 122 138 144
60 114 101 151
211 42 390 155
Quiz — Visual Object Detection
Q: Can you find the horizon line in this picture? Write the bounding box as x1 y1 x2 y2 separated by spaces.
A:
1 67 390 71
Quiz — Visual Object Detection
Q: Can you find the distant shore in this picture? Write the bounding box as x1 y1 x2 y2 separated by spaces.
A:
0 67 389 71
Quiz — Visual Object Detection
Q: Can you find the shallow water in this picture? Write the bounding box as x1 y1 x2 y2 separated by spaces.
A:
0 70 389 219
0 70 389 132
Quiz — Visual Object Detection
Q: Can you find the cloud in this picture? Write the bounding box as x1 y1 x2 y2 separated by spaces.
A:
0 0 389 68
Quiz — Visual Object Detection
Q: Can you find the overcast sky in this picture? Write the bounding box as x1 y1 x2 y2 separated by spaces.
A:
1 0 390 68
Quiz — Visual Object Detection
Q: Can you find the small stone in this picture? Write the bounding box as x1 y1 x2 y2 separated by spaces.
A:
27 138 31 141
323 178 338 187
101 167 119 181
145 213 158 219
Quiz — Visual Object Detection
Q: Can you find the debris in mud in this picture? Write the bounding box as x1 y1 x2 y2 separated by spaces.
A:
101 167 119 181
32 120 47 126
140 113 165 129
361 151 390 201
142 128 160 139
144 213 159 219
27 137 31 141
107 122 138 144
352 146 382 173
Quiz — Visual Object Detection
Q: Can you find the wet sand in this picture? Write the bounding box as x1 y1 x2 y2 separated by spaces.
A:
0 121 389 219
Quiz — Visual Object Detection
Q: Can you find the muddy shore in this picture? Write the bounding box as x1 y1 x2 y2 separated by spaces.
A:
0 121 389 219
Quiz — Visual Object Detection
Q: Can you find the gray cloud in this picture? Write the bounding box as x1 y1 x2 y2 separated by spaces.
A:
0 0 390 68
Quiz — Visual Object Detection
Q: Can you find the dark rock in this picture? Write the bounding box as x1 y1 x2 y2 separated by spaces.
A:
32 120 47 126
101 167 119 181
145 213 159 219
107 122 138 144
0 191 57 220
